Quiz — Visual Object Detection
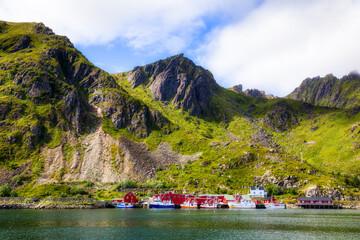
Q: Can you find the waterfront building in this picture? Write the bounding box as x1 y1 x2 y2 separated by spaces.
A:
250 187 267 197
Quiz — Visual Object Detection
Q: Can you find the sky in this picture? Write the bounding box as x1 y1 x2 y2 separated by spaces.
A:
1 0 360 96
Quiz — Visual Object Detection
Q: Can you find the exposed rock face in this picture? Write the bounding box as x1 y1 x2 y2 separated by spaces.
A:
287 72 360 108
126 54 221 118
244 89 266 98
232 84 243 93
262 100 299 132
39 127 201 183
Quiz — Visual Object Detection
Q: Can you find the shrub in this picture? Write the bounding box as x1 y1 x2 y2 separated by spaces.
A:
82 181 94 187
12 173 27 186
69 187 87 195
0 184 12 197
10 190 18 197
114 179 138 190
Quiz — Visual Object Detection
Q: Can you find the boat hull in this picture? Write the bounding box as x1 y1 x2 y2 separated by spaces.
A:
117 204 134 209
265 204 286 209
228 206 256 209
180 204 198 209
228 202 256 209
150 203 175 209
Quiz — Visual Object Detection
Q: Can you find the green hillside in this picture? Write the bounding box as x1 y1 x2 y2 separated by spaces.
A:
0 21 359 201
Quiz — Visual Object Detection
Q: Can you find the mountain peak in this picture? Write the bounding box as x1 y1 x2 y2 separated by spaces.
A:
125 54 220 118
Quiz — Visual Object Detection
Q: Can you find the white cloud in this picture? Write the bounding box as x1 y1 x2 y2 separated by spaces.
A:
198 0 360 96
0 0 255 53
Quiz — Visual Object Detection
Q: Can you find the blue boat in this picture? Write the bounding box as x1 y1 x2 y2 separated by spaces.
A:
150 199 175 209
117 203 134 208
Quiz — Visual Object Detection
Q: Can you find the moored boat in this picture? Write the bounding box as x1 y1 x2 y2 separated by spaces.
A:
228 201 256 209
150 199 175 209
200 203 217 209
265 202 286 209
117 203 134 208
180 199 198 209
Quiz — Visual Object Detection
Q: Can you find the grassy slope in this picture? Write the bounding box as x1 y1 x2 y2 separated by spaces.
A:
113 73 349 198
1 22 359 199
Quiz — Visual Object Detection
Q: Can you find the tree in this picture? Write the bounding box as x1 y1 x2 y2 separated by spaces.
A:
0 184 12 197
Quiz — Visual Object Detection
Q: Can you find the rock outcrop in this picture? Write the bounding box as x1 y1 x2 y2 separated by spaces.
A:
126 54 221 118
287 72 360 109
39 127 201 183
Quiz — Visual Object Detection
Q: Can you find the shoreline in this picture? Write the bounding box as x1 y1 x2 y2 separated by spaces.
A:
0 203 107 209
1 203 360 210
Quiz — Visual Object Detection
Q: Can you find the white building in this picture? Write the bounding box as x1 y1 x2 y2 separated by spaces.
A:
250 187 267 197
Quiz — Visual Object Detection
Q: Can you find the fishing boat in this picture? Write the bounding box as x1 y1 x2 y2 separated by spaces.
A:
180 199 198 209
228 200 256 209
200 199 217 209
265 202 286 209
200 203 217 209
150 199 175 209
117 203 134 208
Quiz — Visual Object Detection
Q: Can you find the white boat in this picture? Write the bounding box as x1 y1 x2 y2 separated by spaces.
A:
200 203 217 209
265 203 286 209
228 201 256 209
180 199 198 209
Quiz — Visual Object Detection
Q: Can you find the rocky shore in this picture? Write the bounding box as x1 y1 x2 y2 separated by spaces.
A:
0 203 106 209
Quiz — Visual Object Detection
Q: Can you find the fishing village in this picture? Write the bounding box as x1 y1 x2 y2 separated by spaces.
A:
2 186 347 210
112 186 337 209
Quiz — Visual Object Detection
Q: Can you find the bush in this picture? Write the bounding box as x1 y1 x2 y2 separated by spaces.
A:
0 184 12 197
140 179 166 189
285 188 298 195
114 179 138 190
10 190 18 197
69 187 87 196
12 173 27 186
266 184 283 196
82 181 95 187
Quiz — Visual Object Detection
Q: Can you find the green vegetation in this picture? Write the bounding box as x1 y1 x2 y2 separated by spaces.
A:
0 184 12 197
1 21 360 202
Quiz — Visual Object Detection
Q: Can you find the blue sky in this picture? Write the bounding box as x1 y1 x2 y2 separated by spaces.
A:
1 0 360 96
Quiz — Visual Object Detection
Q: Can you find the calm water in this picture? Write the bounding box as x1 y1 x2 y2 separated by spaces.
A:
0 209 359 240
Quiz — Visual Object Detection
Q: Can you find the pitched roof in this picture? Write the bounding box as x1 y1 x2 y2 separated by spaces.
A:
250 187 265 190
298 197 333 201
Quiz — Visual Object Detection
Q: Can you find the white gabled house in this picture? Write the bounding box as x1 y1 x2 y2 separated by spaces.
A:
250 187 267 198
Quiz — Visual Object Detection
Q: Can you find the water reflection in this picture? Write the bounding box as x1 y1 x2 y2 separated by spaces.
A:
0 209 359 239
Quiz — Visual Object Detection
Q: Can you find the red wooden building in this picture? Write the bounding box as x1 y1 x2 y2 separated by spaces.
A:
124 192 138 203
263 197 277 204
112 192 138 204
152 192 195 205
297 197 333 208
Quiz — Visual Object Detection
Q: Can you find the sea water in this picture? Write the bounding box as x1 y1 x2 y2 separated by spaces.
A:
0 209 359 239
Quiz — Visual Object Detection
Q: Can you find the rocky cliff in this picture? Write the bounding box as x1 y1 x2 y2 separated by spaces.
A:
0 21 179 184
126 54 222 119
287 72 360 108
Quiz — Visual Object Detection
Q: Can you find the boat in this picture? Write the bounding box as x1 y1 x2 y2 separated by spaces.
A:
265 202 286 209
180 199 198 209
117 203 134 208
200 203 217 209
150 199 175 209
228 201 256 209
200 199 218 209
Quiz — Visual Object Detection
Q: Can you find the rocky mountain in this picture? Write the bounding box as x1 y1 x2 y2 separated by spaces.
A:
125 54 228 120
0 21 177 185
287 72 360 109
230 85 275 99
0 21 359 201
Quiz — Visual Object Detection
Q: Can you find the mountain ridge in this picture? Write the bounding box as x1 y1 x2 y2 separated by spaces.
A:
0 21 359 201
